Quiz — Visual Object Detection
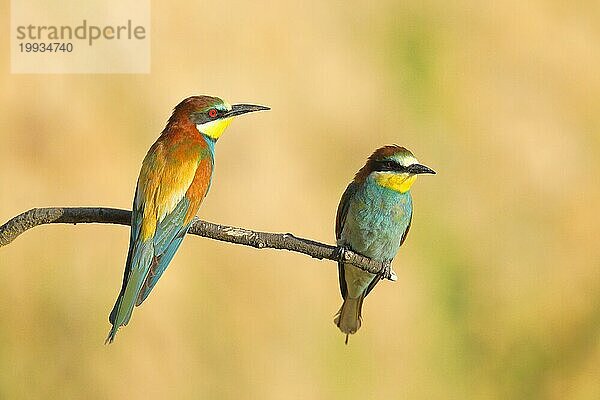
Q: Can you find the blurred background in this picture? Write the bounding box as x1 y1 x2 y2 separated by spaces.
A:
1 1 599 399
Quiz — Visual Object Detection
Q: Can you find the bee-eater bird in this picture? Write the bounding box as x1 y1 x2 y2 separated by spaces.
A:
334 145 435 343
106 95 269 343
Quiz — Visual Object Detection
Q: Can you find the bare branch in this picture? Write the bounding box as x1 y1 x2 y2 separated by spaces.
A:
0 207 393 280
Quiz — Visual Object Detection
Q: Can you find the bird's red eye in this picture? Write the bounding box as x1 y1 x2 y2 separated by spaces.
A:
208 108 218 118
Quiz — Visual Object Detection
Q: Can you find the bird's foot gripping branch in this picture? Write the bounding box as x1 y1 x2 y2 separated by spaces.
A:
0 207 394 279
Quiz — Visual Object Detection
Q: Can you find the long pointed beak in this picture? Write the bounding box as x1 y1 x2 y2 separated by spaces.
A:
223 104 270 118
408 163 436 175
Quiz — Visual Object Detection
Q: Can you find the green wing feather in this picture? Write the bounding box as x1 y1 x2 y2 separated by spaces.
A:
106 137 207 343
335 182 357 300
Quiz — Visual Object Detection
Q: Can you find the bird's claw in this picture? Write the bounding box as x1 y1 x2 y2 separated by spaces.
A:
335 245 350 263
381 261 397 282
337 246 397 282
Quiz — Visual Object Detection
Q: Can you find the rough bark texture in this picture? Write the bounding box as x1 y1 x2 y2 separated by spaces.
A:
0 207 393 280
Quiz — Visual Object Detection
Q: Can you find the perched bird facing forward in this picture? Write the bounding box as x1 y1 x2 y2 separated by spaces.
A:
106 95 269 343
334 145 435 343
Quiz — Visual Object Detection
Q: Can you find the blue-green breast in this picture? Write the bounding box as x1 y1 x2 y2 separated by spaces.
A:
339 176 413 262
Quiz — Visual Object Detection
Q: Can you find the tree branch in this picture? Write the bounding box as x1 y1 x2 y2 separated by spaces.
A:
0 207 394 280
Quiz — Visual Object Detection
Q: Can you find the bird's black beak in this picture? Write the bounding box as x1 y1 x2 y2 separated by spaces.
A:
224 104 270 118
408 164 436 175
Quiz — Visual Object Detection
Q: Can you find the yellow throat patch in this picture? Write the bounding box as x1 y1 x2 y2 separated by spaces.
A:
196 117 233 140
375 173 417 193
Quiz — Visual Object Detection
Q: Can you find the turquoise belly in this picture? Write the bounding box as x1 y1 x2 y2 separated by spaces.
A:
339 178 412 262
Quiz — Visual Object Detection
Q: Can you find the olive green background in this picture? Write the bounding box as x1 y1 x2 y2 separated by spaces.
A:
1 1 598 399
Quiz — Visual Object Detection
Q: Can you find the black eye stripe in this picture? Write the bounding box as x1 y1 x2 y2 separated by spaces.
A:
372 160 407 172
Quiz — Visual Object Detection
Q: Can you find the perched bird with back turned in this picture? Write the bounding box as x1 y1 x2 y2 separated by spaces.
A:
106 95 269 343
334 145 435 343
